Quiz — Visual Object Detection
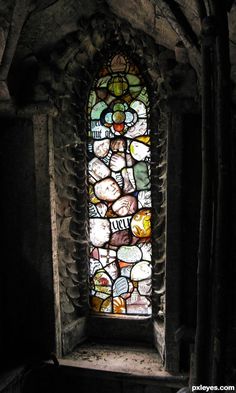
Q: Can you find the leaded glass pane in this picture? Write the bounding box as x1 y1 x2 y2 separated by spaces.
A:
88 54 152 316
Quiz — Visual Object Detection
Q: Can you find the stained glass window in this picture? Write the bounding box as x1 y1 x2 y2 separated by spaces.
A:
87 54 152 316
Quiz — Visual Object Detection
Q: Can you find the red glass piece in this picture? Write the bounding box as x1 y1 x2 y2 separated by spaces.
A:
113 123 125 133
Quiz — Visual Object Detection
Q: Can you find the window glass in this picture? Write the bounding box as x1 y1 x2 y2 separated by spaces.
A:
88 54 152 316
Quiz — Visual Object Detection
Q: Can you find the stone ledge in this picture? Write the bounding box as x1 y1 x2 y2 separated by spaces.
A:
48 343 189 388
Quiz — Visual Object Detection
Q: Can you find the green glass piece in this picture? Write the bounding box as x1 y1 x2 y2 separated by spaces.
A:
96 75 110 89
91 101 108 120
129 85 142 98
126 74 141 86
133 162 151 191
113 102 125 111
137 87 149 106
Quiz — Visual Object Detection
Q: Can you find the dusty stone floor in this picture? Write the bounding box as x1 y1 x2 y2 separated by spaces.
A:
63 342 166 376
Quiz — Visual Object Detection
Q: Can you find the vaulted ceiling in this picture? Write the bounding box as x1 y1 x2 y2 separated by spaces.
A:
0 0 236 101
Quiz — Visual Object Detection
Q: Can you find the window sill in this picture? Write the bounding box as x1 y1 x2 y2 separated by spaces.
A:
50 342 188 388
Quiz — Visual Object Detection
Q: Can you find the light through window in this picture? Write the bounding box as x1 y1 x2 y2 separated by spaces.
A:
88 54 152 316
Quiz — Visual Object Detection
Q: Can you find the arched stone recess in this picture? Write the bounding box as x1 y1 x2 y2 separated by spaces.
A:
35 13 167 356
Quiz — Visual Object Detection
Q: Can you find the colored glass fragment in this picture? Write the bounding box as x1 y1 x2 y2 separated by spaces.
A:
87 54 152 315
131 209 151 238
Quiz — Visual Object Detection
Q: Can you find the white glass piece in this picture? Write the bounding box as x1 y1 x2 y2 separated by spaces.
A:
110 153 126 172
121 167 136 193
126 288 151 315
89 202 107 218
126 153 135 167
130 100 146 117
94 177 121 202
111 171 123 188
91 121 112 139
125 118 147 138
88 158 110 184
101 150 112 166
131 261 152 281
120 265 132 278
117 245 142 263
96 202 108 217
138 242 152 262
130 140 150 161
105 262 119 280
89 218 111 247
138 190 152 208
89 203 100 218
91 247 116 267
112 195 137 216
110 215 132 233
96 292 110 299
138 279 152 296
93 139 110 158
90 258 103 276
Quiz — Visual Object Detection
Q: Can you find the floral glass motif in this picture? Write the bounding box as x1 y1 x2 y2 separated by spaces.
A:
88 54 152 315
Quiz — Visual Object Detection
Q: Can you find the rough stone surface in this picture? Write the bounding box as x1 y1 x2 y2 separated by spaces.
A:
0 0 234 97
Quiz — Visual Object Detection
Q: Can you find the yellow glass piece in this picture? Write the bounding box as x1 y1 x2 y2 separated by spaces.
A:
108 76 128 97
89 185 100 204
131 209 151 238
94 285 111 295
101 297 112 312
91 296 103 312
113 297 126 314
136 136 150 145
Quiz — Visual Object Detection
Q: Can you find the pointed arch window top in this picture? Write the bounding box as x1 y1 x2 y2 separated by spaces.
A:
88 54 152 316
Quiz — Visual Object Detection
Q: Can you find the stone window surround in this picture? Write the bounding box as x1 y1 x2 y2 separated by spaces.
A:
30 14 186 374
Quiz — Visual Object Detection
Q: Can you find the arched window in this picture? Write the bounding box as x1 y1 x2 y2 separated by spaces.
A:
87 54 152 316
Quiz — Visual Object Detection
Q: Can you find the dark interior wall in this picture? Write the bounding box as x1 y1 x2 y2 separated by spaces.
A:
182 114 201 326
180 113 201 370
166 111 201 372
0 118 42 368
226 112 236 381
